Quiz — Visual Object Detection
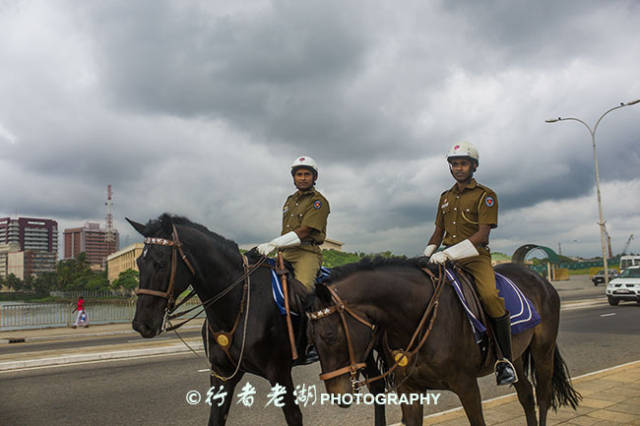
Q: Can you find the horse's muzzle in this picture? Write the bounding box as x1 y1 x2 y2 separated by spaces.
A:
132 320 159 338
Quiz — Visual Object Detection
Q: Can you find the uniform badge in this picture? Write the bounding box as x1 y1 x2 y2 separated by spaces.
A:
485 196 495 207
313 200 322 209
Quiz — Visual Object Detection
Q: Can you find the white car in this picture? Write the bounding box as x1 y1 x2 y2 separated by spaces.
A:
605 266 640 306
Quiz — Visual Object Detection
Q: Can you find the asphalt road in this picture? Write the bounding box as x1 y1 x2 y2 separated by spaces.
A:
1 302 638 426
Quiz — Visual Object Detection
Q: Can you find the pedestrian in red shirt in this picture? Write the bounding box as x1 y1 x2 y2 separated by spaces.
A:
72 296 89 328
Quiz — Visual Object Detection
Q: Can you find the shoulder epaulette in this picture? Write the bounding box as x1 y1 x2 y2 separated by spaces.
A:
475 183 495 194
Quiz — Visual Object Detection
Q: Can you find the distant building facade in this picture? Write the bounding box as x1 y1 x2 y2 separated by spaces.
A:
320 238 343 251
106 243 143 283
0 217 58 279
64 222 119 269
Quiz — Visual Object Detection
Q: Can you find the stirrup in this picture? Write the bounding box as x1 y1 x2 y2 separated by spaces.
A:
494 358 518 385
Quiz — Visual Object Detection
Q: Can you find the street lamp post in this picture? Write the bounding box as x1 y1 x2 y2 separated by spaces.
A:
546 98 640 285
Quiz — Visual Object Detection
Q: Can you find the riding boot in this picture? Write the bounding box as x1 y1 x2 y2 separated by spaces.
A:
292 315 319 366
490 312 518 385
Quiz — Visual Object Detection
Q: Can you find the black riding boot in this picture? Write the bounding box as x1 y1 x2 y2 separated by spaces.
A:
491 313 518 385
292 315 319 366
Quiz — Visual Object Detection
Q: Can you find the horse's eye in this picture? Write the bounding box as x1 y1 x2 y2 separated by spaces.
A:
319 325 338 345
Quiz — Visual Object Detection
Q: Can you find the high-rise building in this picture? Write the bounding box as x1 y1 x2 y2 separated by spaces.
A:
63 222 119 268
0 217 58 278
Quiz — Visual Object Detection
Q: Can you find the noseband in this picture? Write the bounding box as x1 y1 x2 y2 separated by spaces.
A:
307 286 377 388
136 224 196 308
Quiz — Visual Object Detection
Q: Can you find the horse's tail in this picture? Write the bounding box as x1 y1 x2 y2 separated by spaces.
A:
522 345 582 411
550 346 582 410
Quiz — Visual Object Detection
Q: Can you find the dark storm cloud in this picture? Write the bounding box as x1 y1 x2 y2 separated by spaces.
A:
78 0 418 159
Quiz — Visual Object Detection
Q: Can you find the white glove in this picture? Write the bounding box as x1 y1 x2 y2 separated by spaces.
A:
257 231 301 256
429 239 479 264
423 244 437 257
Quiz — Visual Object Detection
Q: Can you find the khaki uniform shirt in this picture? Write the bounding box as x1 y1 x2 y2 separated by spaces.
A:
435 178 497 255
282 188 330 253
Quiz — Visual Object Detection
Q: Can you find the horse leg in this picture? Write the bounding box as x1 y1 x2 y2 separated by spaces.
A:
267 369 303 426
207 372 244 426
531 342 556 426
451 377 485 426
363 352 386 426
399 400 423 426
513 355 537 426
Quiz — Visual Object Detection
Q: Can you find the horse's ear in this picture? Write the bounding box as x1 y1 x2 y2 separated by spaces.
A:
126 218 146 236
314 282 332 304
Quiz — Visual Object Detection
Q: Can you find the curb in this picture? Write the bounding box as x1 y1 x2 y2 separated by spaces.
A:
0 341 204 372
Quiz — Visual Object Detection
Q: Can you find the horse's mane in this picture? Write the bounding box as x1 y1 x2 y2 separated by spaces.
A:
324 255 435 284
144 213 241 258
305 256 437 309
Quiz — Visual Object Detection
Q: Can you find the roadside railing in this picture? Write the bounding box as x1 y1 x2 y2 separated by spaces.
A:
0 298 204 331
49 290 129 298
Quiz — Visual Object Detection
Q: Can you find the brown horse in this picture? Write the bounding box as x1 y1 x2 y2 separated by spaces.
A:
307 257 580 426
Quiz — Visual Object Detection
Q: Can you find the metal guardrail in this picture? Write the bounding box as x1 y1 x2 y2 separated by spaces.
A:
0 298 204 330
49 290 128 298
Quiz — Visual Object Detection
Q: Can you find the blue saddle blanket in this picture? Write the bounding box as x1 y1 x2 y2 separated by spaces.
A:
444 268 541 340
268 258 331 316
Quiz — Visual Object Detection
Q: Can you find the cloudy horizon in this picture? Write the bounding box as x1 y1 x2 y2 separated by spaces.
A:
1 0 639 260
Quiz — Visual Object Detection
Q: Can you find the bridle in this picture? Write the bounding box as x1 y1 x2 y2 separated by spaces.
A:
136 224 196 309
135 222 268 338
307 286 377 389
308 266 447 391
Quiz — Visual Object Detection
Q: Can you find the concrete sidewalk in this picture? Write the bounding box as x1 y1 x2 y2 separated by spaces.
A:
420 360 640 425
0 320 205 371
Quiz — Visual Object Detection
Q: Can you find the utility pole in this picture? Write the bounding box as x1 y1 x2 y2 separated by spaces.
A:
546 98 640 285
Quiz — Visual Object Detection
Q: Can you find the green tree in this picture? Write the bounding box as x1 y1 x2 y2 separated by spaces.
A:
321 249 364 268
5 273 24 291
112 269 139 293
86 271 110 292
32 272 57 297
57 252 93 291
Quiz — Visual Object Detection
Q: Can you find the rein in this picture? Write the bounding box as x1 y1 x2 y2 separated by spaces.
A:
136 223 268 331
308 265 448 391
165 256 268 331
136 225 269 381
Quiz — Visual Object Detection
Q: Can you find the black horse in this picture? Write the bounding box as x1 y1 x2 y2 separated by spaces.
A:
127 214 386 425
307 257 581 426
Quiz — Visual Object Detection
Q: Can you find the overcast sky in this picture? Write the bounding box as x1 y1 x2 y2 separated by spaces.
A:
1 0 639 259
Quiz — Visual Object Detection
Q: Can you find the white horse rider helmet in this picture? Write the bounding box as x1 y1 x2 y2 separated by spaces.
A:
447 142 479 166
291 156 318 177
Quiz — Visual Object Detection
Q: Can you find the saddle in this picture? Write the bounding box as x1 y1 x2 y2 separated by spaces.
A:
442 263 541 368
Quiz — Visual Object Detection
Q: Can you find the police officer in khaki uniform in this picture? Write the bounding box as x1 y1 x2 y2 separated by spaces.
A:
257 156 330 290
423 142 517 386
